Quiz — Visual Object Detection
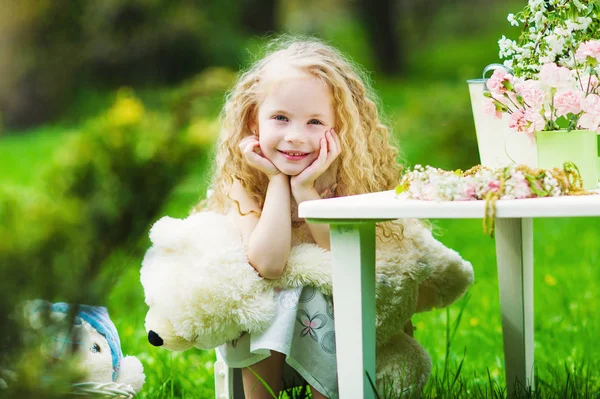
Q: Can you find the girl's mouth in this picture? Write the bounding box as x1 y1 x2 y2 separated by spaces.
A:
278 150 310 161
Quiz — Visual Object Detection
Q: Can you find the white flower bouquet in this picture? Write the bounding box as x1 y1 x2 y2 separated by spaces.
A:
499 0 600 78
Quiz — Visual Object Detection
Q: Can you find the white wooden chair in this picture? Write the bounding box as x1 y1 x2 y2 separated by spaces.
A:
214 350 244 398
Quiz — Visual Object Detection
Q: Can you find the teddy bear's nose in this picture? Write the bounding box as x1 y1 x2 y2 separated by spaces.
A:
148 330 164 346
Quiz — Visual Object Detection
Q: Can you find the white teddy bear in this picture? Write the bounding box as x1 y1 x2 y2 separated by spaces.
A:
141 211 474 391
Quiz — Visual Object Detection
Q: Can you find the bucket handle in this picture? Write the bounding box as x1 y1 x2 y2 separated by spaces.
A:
482 63 513 92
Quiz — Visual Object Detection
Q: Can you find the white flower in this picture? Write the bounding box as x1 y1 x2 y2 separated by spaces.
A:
545 34 565 56
554 26 571 37
521 47 532 58
528 0 545 11
577 17 593 30
573 0 586 11
539 54 555 64
498 35 517 58
566 19 584 32
534 10 546 27
500 0 599 78
558 56 575 68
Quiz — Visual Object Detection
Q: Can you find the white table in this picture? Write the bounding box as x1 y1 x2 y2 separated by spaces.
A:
298 190 600 398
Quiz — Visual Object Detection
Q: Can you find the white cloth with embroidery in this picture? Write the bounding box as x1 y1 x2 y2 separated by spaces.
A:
218 286 338 398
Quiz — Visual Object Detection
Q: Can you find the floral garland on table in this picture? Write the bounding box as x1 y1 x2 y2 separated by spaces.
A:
395 163 595 237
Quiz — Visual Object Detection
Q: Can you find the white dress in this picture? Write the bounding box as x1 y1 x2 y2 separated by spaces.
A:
218 220 339 398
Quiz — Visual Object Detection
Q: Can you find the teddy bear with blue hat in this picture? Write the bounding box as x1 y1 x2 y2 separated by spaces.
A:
24 300 145 396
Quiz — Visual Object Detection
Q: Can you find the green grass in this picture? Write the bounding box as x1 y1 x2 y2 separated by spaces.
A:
418 217 600 397
0 125 76 189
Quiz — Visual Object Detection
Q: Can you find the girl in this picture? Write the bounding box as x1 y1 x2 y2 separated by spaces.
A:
201 37 467 398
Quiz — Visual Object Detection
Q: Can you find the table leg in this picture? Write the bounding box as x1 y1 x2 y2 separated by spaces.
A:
329 223 377 399
495 218 534 395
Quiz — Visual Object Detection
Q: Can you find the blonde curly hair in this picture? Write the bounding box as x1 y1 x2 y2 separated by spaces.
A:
198 36 405 239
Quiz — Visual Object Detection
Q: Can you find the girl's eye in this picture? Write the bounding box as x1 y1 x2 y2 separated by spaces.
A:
308 119 323 125
273 115 288 122
91 343 101 353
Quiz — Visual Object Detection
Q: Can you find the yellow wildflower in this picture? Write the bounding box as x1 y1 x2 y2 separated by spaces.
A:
107 88 145 127
544 274 558 286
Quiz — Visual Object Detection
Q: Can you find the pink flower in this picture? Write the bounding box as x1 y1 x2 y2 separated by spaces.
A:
578 113 600 131
488 180 501 193
487 68 513 95
581 74 599 93
421 183 437 201
575 40 600 63
538 63 574 89
508 109 528 132
581 94 600 116
513 179 532 199
508 108 545 137
523 108 545 135
554 90 583 117
482 98 502 119
463 183 477 199
514 80 545 110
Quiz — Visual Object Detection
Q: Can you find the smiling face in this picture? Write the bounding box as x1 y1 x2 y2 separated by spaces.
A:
254 67 336 176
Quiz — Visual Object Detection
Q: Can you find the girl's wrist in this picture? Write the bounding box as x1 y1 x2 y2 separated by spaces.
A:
266 171 284 181
291 185 319 204
268 172 289 185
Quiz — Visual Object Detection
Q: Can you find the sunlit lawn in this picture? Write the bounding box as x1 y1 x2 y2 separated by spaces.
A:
1 79 599 398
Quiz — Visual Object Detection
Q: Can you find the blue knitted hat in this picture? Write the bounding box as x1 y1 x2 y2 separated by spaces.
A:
50 302 123 382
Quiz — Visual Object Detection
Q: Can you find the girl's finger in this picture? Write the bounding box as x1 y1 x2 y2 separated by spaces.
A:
244 140 259 155
330 128 339 144
239 136 256 150
318 137 328 163
330 129 341 157
326 129 337 155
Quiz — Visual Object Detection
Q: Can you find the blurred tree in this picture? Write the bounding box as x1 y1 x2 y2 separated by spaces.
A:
355 0 402 75
81 0 208 86
0 0 247 131
0 0 85 129
241 0 279 34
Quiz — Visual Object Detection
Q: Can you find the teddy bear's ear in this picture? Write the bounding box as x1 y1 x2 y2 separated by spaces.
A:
116 356 145 393
149 216 188 249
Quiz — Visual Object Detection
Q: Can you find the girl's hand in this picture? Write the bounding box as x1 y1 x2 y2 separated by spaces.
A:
239 135 280 178
290 128 341 195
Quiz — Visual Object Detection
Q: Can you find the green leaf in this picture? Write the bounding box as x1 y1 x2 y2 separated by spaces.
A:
525 175 549 197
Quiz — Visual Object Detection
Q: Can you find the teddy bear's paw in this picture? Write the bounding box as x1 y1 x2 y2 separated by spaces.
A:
376 332 432 398
278 244 332 294
116 356 146 393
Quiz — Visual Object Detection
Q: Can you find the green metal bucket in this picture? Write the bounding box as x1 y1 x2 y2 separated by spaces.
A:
536 129 599 190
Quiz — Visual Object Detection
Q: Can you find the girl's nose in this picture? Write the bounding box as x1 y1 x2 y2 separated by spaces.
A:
284 127 306 143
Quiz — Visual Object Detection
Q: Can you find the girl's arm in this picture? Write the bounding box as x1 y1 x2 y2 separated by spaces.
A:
290 128 340 250
292 188 331 250
229 175 292 279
